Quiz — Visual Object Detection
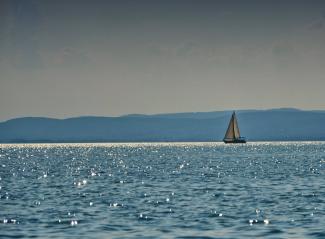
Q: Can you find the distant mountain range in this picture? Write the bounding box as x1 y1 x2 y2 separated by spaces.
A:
1 108 325 143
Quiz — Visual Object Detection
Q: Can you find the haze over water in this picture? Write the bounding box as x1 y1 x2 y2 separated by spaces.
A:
1 1 325 120
0 142 324 238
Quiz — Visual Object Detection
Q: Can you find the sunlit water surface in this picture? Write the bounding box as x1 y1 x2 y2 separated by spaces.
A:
0 142 325 238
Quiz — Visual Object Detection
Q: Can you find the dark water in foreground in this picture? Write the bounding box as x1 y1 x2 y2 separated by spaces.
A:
0 142 324 238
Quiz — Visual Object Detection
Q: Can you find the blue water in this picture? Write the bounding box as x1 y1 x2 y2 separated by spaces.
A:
0 142 324 238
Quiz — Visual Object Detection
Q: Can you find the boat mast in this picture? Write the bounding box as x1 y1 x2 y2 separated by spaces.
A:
232 112 236 139
232 112 242 138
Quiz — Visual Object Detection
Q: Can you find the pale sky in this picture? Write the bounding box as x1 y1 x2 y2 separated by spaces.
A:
1 0 325 121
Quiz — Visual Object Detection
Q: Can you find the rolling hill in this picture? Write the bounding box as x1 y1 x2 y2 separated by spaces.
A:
0 109 324 142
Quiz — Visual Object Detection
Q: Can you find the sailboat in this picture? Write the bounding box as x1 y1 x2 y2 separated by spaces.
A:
223 111 246 144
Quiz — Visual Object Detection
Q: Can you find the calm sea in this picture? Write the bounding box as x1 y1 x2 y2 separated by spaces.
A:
0 142 324 238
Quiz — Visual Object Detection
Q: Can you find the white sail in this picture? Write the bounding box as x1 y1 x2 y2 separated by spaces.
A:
223 112 242 141
224 113 235 140
233 113 241 138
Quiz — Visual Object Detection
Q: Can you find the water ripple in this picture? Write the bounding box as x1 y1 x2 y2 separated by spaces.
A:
0 142 324 238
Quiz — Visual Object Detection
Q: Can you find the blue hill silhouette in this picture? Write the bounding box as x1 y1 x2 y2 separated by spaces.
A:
0 109 325 142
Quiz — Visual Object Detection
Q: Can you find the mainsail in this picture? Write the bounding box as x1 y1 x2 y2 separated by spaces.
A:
223 112 242 141
233 113 240 138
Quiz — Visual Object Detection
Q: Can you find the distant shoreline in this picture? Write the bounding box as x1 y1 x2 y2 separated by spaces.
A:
1 139 325 144
1 109 325 143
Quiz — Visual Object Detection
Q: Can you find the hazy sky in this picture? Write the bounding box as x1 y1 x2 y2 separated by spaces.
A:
1 0 325 121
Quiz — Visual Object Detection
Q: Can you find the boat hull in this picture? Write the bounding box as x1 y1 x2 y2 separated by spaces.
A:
223 138 247 144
